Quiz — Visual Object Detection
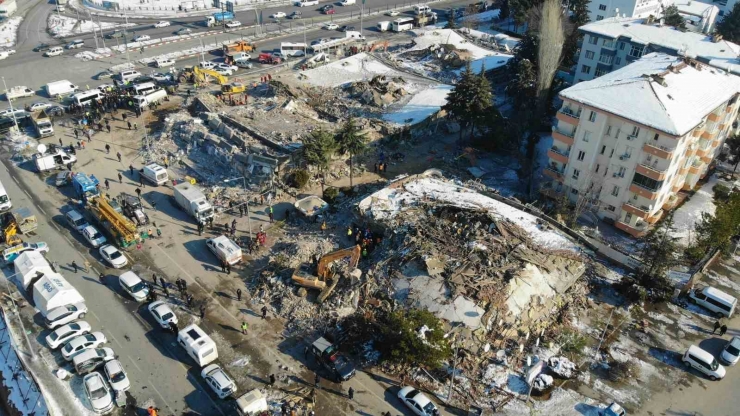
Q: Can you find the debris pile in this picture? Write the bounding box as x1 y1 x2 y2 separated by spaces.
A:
548 356 577 379
347 75 409 107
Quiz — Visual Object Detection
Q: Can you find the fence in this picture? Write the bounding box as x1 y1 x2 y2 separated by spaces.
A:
0 308 48 416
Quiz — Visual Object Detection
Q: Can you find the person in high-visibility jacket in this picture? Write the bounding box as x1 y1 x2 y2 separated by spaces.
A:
147 406 158 416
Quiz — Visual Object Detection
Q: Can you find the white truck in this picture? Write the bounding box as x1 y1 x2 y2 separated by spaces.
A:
134 89 167 109
377 21 391 32
34 149 76 172
5 86 34 100
46 80 78 98
235 389 269 415
173 182 215 223
295 0 319 6
206 235 242 265
32 111 54 137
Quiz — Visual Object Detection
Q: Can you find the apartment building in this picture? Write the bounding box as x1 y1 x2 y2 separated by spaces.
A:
587 0 664 22
574 17 740 84
544 53 740 237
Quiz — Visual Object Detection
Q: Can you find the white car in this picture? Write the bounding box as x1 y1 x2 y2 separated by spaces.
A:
199 61 217 70
201 364 237 399
216 63 238 72
154 21 171 28
397 386 439 416
45 321 92 349
324 23 339 30
99 245 128 268
83 372 114 414
271 11 287 18
26 102 52 112
150 72 173 83
61 332 107 361
387 10 399 16
1 49 16 55
82 225 107 248
215 68 233 76
133 34 151 42
225 21 242 28
44 302 87 329
103 360 130 392
2 242 49 264
147 300 178 330
118 271 149 302
96 84 114 93
721 336 740 366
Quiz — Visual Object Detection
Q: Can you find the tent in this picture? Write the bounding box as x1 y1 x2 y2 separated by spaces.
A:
32 273 84 316
14 251 54 290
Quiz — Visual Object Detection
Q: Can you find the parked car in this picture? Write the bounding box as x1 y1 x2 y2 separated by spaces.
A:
83 372 114 414
147 300 178 330
46 105 66 116
45 302 87 329
397 386 438 416
217 63 238 72
175 28 192 35
201 364 237 399
721 336 740 366
33 43 50 52
4 242 49 264
289 11 302 19
45 321 92 349
74 348 116 374
61 332 108 361
683 345 726 380
153 21 171 28
324 23 339 30
387 10 399 16
55 171 73 187
325 8 336 15
107 30 125 39
320 4 334 12
104 360 131 392
225 21 242 28
271 11 287 18
66 40 84 49
133 34 151 42
99 245 128 268
150 72 173 83
26 102 52 112
339 25 355 32
119 271 149 301
199 61 217 70
310 337 356 381
214 68 233 76
81 226 107 248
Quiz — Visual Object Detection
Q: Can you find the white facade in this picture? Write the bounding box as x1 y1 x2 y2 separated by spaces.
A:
0 0 17 18
545 53 740 237
574 17 740 84
674 0 719 33
588 0 664 22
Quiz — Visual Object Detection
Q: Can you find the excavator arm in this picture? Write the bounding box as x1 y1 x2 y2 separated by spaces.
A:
317 245 361 279
193 66 228 85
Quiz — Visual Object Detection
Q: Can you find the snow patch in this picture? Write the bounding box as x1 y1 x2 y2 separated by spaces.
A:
0 17 22 48
408 28 497 60
300 52 411 88
383 84 452 126
671 174 718 246
48 14 135 38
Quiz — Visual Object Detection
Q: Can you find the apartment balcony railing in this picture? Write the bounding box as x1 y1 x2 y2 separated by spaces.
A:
622 202 650 219
556 108 581 125
642 143 675 160
636 163 667 181
544 166 565 182
708 113 720 122
616 219 650 237
552 128 576 146
547 147 570 164
629 182 660 200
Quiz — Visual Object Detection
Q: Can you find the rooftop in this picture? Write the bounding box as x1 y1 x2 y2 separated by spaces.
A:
579 17 740 72
560 53 740 136
674 0 718 17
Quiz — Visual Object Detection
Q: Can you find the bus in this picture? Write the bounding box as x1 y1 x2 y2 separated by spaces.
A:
280 42 307 58
73 90 102 107
392 17 414 32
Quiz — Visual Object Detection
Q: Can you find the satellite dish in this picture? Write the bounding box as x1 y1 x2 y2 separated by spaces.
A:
37 144 47 154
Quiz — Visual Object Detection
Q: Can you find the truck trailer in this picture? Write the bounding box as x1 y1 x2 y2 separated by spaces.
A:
173 183 215 223
204 11 235 27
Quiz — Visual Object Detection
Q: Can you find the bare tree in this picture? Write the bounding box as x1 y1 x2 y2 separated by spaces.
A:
554 171 604 228
535 0 565 120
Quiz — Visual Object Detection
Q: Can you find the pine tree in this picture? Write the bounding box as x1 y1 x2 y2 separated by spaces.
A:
335 116 366 187
300 129 337 183
445 11 458 29
718 3 740 43
639 213 681 284
725 134 740 172
467 65 493 140
663 5 686 29
499 0 511 20
562 0 591 68
442 62 477 141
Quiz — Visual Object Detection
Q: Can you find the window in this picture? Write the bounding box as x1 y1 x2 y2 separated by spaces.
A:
625 212 633 222
611 186 620 197
599 54 613 64
630 126 640 138
603 39 615 48
646 154 653 163
609 148 614 157
653 133 659 141
589 111 597 122
577 150 585 161
596 15 604 21
571 188 579 195
595 164 601 173
615 57 621 65
585 51 595 59
606 126 612 136
632 172 663 191
589 35 598 45
599 4 606 10
572 169 580 180
595 67 608 77
629 44 645 57
583 131 592 142
606 205 616 212
619 42 626 50
617 166 626 177
581 65 592 74
600 145 606 155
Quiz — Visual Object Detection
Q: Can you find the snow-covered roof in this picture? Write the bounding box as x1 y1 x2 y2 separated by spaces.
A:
579 17 740 71
674 0 718 17
560 53 740 136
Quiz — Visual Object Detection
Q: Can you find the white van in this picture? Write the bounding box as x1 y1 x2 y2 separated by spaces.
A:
141 164 168 185
683 345 726 380
205 235 242 265
155 58 175 68
132 82 156 96
0 181 11 211
119 70 141 84
65 209 89 233
341 0 356 5
414 4 430 14
377 21 391 32
74 90 102 107
689 286 737 318
177 324 218 366
45 47 63 57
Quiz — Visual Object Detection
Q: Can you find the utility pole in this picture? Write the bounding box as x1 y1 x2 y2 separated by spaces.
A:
360 0 365 38
97 14 107 49
88 11 99 49
1 77 18 131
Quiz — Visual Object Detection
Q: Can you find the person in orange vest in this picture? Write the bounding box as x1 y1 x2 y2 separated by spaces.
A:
147 406 158 416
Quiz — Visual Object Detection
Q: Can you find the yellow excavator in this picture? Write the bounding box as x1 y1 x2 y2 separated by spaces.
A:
221 82 246 95
88 195 139 247
193 66 228 85
292 245 361 303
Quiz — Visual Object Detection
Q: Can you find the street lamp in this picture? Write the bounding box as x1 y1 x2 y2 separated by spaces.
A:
1 77 18 131
223 177 252 237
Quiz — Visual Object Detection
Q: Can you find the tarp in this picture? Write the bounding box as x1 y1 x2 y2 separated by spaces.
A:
32 273 84 316
14 251 54 290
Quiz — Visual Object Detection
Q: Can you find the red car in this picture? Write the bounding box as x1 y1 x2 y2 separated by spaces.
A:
325 9 335 14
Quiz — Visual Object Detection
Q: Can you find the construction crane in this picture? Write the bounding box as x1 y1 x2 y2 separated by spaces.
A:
193 66 228 85
88 195 139 248
292 245 361 303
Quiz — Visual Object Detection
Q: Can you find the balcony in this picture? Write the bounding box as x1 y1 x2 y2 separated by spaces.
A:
616 219 649 237
636 163 667 181
701 154 713 164
622 202 650 219
642 143 675 159
547 147 570 164
701 131 714 140
719 123 728 131
692 126 705 137
663 194 679 210
689 160 703 175
647 209 664 224
544 166 565 182
556 108 581 124
552 128 575 146
726 105 734 113
708 113 720 122
696 147 709 158
629 183 660 200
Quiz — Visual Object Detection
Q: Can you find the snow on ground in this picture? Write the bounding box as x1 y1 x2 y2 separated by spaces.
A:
358 176 579 251
0 17 22 48
461 27 520 51
671 174 718 246
462 9 501 23
456 53 513 74
407 28 497 60
0 322 50 415
503 387 606 416
48 14 135 38
383 84 452 125
300 52 412 88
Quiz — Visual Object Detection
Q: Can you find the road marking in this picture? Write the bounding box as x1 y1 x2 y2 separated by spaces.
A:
37 206 46 216
147 381 176 414
151 244 395 412
126 355 143 373
22 189 31 198
88 310 101 324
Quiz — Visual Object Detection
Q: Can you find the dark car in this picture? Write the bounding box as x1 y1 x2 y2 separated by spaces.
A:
321 4 334 13
46 105 67 117
339 25 355 32
33 43 50 52
96 70 115 80
311 337 356 382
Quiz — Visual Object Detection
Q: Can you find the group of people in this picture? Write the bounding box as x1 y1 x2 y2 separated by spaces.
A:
348 225 382 257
